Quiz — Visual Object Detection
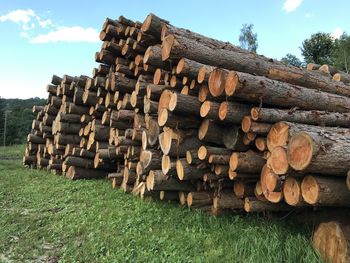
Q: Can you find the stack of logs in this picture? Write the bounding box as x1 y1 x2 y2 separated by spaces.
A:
23 13 350 263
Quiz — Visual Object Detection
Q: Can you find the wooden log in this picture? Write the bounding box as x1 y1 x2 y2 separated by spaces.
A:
333 72 350 84
233 181 255 199
213 192 244 210
244 197 291 212
313 222 350 263
147 170 194 192
187 191 213 208
251 106 350 128
229 150 265 173
283 177 307 207
301 175 350 206
268 146 289 175
220 69 350 112
66 166 107 180
27 134 45 144
217 101 251 124
287 127 350 175
198 145 231 161
168 92 202 116
158 108 201 129
241 117 272 135
162 33 350 97
260 164 283 203
198 119 224 145
176 158 208 180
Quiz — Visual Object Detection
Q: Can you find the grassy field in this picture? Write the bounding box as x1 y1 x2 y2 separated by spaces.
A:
0 145 321 262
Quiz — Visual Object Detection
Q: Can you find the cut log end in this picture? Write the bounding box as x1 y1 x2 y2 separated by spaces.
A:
313 222 350 263
197 66 207 84
241 116 252 133
176 159 185 180
287 132 313 171
229 152 238 171
197 145 207 161
218 102 228 121
158 108 168 127
269 146 288 175
198 119 209 140
176 58 185 74
225 71 239 96
301 175 319 205
161 34 174 61
208 68 225 97
200 101 211 118
267 122 289 152
250 107 260 121
283 177 302 206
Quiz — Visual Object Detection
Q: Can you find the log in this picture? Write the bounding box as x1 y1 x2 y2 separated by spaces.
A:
333 72 350 84
168 92 202 116
220 70 350 112
162 33 350 97
217 101 251 124
244 197 291 212
213 192 244 210
198 145 231 161
301 175 350 206
251 106 350 128
313 222 350 263
147 170 194 192
241 117 272 135
66 166 107 180
176 158 208 180
283 177 307 207
158 108 201 129
187 191 213 208
287 128 350 175
229 150 265 173
233 181 255 199
268 146 289 175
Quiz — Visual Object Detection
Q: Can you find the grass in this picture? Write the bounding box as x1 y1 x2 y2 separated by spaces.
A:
0 145 321 262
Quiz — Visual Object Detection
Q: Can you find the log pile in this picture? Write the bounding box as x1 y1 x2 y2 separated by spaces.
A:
23 13 350 261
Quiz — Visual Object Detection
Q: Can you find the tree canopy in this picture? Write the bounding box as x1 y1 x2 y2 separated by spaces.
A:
239 24 258 53
281 53 303 67
300 32 334 65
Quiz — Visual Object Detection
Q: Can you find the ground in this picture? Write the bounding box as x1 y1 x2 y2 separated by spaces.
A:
0 145 321 262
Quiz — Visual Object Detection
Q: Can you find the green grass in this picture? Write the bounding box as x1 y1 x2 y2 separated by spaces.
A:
0 145 321 263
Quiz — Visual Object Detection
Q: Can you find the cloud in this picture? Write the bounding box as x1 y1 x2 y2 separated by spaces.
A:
30 26 99 43
283 0 303 13
0 9 35 24
38 19 52 28
20 31 29 38
331 27 343 39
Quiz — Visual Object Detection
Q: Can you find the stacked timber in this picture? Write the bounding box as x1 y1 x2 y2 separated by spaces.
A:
24 13 350 261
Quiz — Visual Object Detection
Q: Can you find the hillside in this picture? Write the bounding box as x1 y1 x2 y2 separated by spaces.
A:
0 98 46 145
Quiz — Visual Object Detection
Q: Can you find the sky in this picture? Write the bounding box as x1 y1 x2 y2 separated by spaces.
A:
0 0 349 99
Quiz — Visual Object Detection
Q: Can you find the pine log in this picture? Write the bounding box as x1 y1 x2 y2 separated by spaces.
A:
162 34 350 97
198 145 231 161
301 175 350 206
241 117 272 134
213 192 244 210
233 181 255 199
283 177 307 207
287 128 350 175
313 222 350 263
333 72 350 84
176 158 208 180
251 106 350 128
217 101 251 124
147 170 194 192
66 166 107 180
168 92 202 116
244 197 291 212
187 191 213 208
229 150 265 173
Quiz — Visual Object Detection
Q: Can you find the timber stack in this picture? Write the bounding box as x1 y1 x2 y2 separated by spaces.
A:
23 13 350 263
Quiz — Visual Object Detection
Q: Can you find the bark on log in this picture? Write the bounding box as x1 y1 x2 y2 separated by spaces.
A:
251 106 350 128
301 175 350 206
229 150 265 173
162 34 350 97
244 197 291 212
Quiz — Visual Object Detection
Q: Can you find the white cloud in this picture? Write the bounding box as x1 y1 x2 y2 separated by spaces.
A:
30 26 99 43
331 27 343 39
22 22 35 30
38 19 52 28
283 0 303 13
0 9 35 23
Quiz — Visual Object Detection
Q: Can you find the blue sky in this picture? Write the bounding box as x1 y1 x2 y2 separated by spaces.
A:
0 0 349 98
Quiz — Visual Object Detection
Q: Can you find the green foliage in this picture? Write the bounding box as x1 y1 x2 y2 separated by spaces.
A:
0 145 322 262
239 24 258 53
332 33 350 73
300 32 334 64
0 98 46 146
281 53 304 67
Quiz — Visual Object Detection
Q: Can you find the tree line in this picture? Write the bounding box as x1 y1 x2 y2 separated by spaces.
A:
239 24 350 72
0 97 46 146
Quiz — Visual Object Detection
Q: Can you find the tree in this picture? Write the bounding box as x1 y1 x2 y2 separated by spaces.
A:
300 32 334 64
281 53 303 67
332 33 350 73
239 24 258 53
